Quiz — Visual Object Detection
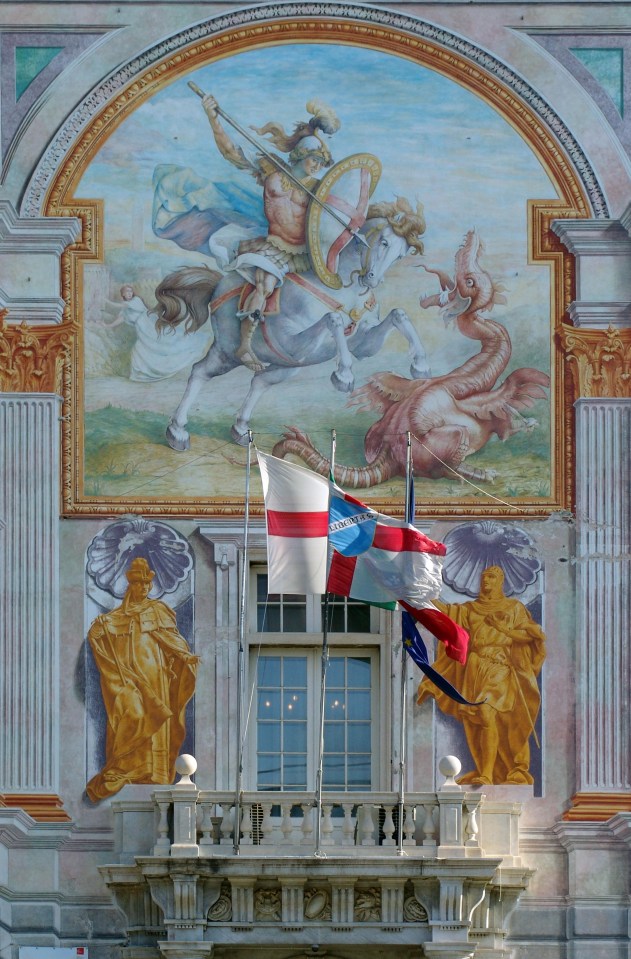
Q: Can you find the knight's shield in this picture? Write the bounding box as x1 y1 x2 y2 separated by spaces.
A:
306 153 382 290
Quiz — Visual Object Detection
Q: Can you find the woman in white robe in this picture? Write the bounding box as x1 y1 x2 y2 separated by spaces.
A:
101 284 213 381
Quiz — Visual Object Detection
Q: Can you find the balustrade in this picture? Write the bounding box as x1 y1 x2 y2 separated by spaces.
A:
135 754 482 860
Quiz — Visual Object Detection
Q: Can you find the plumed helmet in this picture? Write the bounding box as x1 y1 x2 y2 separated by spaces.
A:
289 132 333 167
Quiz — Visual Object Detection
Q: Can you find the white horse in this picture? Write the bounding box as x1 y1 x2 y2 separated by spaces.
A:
155 199 429 449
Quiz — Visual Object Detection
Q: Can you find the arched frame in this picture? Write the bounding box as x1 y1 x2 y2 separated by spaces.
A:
30 6 592 517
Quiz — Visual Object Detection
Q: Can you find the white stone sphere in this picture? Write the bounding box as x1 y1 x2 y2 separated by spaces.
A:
438 755 462 779
175 754 198 777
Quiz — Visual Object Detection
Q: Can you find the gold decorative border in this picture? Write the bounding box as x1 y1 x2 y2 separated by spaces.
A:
38 16 588 516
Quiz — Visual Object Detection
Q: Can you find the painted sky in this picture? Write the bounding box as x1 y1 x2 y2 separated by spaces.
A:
78 42 556 265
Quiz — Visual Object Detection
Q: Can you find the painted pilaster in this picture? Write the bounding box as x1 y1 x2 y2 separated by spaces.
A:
558 322 631 820
0 394 65 810
573 399 631 803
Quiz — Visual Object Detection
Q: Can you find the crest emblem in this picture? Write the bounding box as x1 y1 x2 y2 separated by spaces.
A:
307 153 382 289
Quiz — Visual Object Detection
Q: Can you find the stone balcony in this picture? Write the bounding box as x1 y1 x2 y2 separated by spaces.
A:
100 757 532 959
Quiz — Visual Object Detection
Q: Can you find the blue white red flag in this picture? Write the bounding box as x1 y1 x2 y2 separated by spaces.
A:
402 612 479 703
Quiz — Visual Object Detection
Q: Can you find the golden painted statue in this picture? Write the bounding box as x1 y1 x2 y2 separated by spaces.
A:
86 558 199 802
417 565 546 786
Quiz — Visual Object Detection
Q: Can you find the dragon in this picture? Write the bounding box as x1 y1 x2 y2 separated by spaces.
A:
272 230 550 487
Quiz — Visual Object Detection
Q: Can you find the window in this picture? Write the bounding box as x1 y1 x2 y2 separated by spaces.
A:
253 649 378 791
254 570 375 633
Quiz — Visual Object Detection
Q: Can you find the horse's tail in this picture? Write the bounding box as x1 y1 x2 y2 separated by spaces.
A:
272 426 396 488
154 265 222 334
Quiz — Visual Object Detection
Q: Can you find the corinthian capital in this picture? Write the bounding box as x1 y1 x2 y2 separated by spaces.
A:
558 324 631 399
0 310 72 393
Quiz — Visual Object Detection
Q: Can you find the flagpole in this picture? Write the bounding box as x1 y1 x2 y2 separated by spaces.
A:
314 429 336 857
234 429 253 855
397 431 413 855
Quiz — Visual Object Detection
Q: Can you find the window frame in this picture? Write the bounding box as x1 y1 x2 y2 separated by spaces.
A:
245 563 391 792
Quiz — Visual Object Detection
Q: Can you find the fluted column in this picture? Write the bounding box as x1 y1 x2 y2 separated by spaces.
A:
566 398 631 819
0 394 68 818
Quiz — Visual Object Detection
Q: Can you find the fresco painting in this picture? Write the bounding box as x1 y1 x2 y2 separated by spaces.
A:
78 42 556 510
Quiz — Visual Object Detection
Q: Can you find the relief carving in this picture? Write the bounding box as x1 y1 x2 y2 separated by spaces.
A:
208 882 232 921
354 887 381 922
254 888 281 922
304 887 331 921
403 895 429 923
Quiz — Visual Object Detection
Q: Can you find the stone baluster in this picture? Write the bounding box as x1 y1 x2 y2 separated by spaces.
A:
341 802 355 845
198 800 215 855
358 803 376 845
403 803 416 845
240 801 253 845
321 803 335 845
154 798 172 856
260 801 274 843
382 805 396 845
423 801 438 847
219 804 234 845
300 803 314 845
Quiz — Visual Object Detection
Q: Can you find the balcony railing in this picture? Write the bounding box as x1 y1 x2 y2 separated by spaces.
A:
102 755 531 959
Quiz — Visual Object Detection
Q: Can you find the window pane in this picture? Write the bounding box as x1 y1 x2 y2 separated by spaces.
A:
258 689 281 719
258 755 281 787
260 605 280 631
284 722 307 753
283 605 306 631
258 722 281 752
283 756 307 788
347 603 371 632
257 574 269 600
323 756 346 787
284 690 307 720
324 722 345 752
258 656 280 685
347 722 371 753
283 658 307 686
347 756 371 788
327 657 345 687
325 690 345 717
325 605 346 632
347 656 371 687
347 689 370 720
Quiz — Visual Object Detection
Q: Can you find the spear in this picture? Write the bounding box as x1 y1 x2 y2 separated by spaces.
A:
188 81 369 247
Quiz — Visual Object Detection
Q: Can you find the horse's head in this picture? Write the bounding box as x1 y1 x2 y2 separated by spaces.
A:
357 198 425 290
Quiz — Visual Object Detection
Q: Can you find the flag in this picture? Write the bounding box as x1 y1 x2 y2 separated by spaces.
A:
402 612 480 704
327 512 445 610
257 451 329 594
328 485 378 557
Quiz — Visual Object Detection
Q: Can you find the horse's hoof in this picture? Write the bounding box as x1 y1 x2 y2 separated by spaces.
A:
166 424 190 452
331 370 354 394
410 364 431 380
230 425 250 447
